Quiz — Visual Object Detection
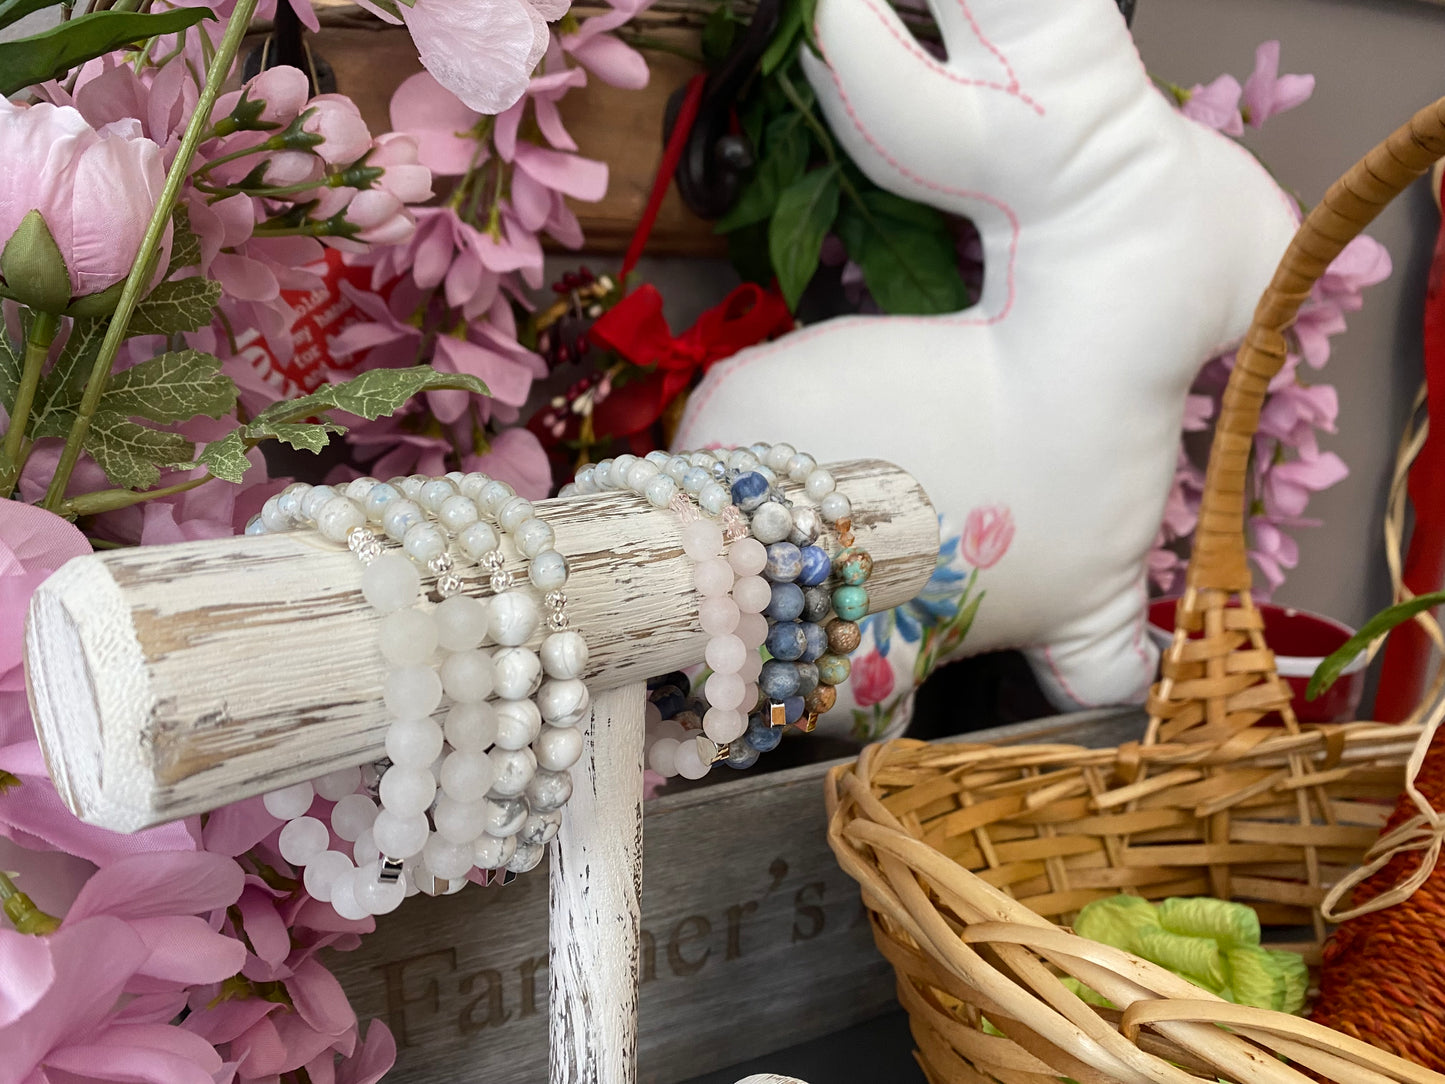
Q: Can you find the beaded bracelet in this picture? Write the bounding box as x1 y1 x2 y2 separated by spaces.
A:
250 472 590 915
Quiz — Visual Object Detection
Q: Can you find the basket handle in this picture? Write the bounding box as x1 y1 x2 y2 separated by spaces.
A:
1188 99 1445 593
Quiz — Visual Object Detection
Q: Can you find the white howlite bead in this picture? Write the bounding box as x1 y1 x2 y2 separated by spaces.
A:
489 592 541 646
263 781 314 820
788 505 823 546
379 765 436 816
787 453 816 482
316 496 365 543
681 519 724 560
400 475 427 499
458 521 501 562
278 816 329 866
362 553 421 614
473 831 517 869
385 716 445 766
303 850 353 902
492 647 543 700
694 557 733 597
381 498 424 542
626 458 660 490
482 797 528 837
537 679 590 726
534 725 583 772
750 502 792 544
513 517 555 558
460 472 491 500
402 521 447 564
445 702 498 751
705 671 745 711
764 442 795 471
820 491 852 523
527 769 573 812
519 810 563 846
728 536 767 575
383 665 443 718
331 794 378 841
420 478 457 513
805 468 836 500
423 833 475 879
698 480 729 516
732 576 771 614
648 737 680 777
478 479 515 516
330 869 370 920
438 493 480 533
487 747 536 797
354 861 405 915
644 474 677 508
682 467 710 494
574 465 599 493
301 484 338 521
440 650 495 702
699 595 740 636
433 795 490 844
345 477 380 500
703 707 746 744
506 842 545 874
373 810 430 858
705 634 747 674
314 765 363 802
353 829 380 868
528 550 569 591
493 699 542 750
664 456 691 482
674 738 711 780
497 496 535 532
434 595 489 651
379 608 438 666
364 482 402 524
540 631 588 678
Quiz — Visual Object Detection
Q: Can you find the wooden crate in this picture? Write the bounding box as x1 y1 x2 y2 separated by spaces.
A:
328 707 1147 1083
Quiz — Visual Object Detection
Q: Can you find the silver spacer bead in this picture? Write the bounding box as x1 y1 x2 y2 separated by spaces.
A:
544 590 567 610
547 611 569 631
347 526 383 564
437 571 464 597
378 856 405 885
490 569 513 593
480 550 505 572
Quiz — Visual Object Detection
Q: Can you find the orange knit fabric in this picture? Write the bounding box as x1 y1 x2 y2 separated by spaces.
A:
1309 730 1445 1070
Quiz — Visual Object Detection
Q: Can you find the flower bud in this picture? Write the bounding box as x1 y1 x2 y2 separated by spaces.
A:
301 95 372 165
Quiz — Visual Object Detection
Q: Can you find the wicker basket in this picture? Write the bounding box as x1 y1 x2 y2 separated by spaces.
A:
825 100 1445 1084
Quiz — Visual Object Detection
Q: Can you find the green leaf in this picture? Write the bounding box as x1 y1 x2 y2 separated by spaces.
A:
167 207 202 279
102 349 236 423
0 8 214 96
768 165 839 309
701 0 737 67
194 431 250 484
253 420 347 453
1307 589 1445 699
715 115 809 233
0 0 67 31
128 276 223 337
252 366 489 427
30 316 107 438
0 311 20 413
84 410 192 490
760 0 804 76
726 220 774 286
837 189 970 314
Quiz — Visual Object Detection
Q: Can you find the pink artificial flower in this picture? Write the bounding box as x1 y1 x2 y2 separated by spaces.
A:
850 650 895 708
960 505 1015 570
1147 530 1186 594
0 98 172 301
1258 379 1338 455
464 425 552 499
402 0 555 116
369 133 434 204
388 71 484 176
1182 393 1214 432
560 0 652 89
1316 234 1392 311
1241 41 1314 128
302 95 373 166
1181 74 1244 136
213 65 311 130
1249 516 1302 594
1260 450 1348 518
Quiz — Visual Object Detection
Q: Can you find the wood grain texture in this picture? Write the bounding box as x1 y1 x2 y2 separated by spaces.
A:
732 1076 811 1083
550 683 646 1084
24 459 936 831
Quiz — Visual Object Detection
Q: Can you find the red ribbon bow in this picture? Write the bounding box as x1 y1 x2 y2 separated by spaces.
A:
585 281 793 437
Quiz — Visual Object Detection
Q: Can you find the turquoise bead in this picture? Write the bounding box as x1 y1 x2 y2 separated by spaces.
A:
816 653 851 686
832 585 869 621
836 547 873 586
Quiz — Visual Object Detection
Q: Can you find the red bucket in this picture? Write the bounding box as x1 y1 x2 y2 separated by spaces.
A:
1147 598 1368 724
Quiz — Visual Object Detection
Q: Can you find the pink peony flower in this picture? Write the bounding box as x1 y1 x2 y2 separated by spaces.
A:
1181 74 1244 136
960 505 1015 570
850 650 895 708
0 98 171 305
1241 41 1314 128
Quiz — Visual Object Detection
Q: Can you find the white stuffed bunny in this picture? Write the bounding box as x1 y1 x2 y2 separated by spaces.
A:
675 0 1299 738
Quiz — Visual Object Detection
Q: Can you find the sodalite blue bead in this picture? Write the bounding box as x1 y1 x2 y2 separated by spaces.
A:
730 471 770 512
783 696 805 725
802 585 832 623
764 542 802 583
759 659 800 699
800 622 828 662
765 582 805 622
795 662 819 695
797 545 831 587
648 670 690 693
726 741 761 768
766 622 806 661
651 685 687 719
746 711 782 752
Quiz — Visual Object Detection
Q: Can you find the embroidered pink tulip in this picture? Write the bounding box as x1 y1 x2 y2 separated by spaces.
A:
1180 74 1244 137
960 505 1015 570
850 650 895 709
1241 41 1314 128
0 99 171 311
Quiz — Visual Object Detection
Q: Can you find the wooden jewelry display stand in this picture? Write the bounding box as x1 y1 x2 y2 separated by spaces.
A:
24 458 937 1084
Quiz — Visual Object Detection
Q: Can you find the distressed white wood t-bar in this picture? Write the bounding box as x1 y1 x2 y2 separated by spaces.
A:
24 457 936 1084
